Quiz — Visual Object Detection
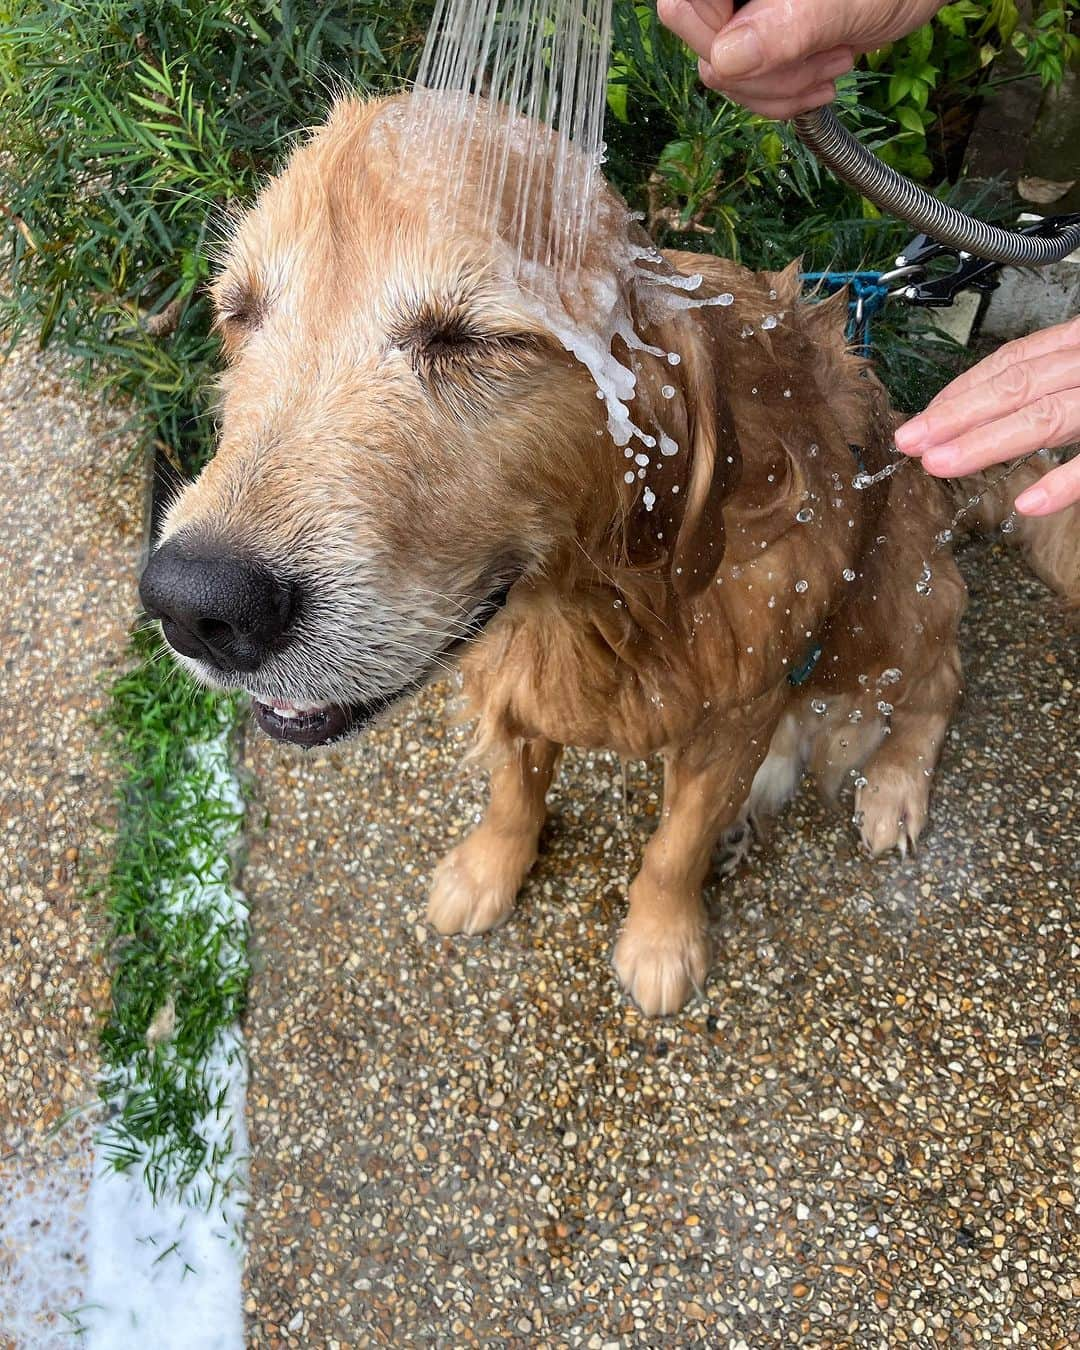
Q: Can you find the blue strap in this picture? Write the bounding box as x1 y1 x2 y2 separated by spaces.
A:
801 271 891 355
788 643 824 688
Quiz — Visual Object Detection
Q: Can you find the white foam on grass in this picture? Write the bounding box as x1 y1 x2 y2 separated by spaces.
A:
81 726 249 1350
83 1028 249 1350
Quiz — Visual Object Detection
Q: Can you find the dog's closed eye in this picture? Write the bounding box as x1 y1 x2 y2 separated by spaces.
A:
392 301 545 417
393 304 539 368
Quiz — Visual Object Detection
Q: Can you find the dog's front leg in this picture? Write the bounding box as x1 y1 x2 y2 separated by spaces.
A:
614 700 784 1017
428 736 561 936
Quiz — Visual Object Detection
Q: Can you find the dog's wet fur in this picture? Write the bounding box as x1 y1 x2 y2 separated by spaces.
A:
150 97 1076 1015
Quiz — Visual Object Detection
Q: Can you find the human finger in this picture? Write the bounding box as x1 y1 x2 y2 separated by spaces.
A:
697 70 839 119
705 0 933 84
911 317 1080 418
1013 453 1080 516
699 46 854 100
656 0 734 64
918 388 1080 478
895 349 1080 455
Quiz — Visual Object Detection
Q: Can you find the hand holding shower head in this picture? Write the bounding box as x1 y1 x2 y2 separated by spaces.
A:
729 0 1080 265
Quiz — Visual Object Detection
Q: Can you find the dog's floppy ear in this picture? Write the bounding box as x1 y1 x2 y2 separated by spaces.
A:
668 328 741 598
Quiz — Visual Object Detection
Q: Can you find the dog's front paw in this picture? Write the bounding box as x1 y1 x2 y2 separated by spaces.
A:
613 904 710 1017
856 766 930 858
427 834 529 936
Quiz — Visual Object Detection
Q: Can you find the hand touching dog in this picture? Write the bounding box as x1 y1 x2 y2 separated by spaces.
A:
895 319 1080 517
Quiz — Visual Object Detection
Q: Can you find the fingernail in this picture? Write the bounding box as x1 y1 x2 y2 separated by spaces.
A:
894 423 922 452
921 447 957 475
710 25 763 78
1015 484 1048 515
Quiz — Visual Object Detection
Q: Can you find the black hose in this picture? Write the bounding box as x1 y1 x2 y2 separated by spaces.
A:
793 105 1080 266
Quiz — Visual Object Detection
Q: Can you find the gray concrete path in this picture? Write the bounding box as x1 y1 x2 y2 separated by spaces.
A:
0 345 143 1346
240 539 1078 1348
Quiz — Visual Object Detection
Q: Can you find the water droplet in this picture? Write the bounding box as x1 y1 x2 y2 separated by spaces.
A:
853 775 868 790
643 487 656 512
740 324 755 339
795 579 809 594
915 563 933 597
935 529 953 548
1000 512 1017 535
762 315 779 331
783 389 793 399
848 709 863 724
623 471 635 484
843 568 856 582
796 507 814 524
661 385 676 400
667 352 682 366
634 453 650 467
659 434 679 457
877 700 894 716
717 292 735 306
811 699 828 715
880 668 902 685
808 443 819 457
853 459 905 491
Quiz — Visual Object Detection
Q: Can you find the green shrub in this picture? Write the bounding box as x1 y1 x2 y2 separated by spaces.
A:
0 1 433 468
863 1 1079 182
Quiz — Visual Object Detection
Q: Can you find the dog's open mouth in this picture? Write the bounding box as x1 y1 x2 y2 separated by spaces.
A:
253 698 370 748
252 576 519 749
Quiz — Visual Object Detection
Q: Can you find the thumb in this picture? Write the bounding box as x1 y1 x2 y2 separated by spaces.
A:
707 0 866 79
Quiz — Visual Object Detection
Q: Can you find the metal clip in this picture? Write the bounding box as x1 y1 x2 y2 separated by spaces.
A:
892 213 1080 308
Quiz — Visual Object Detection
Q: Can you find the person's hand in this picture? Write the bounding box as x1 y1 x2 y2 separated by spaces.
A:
894 318 1080 517
657 0 943 117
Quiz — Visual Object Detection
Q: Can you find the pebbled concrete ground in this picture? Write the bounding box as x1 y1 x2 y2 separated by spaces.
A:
0 345 143 1346
240 537 1078 1349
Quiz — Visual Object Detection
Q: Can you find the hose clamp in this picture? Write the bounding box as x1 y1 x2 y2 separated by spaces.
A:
890 213 1080 307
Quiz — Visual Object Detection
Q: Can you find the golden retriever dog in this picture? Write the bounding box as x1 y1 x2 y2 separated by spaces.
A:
140 97 1071 1015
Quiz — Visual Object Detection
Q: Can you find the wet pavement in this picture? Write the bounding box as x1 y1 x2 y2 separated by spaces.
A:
240 537 1078 1348
0 345 143 1345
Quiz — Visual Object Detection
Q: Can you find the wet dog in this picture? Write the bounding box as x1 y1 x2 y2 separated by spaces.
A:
140 97 1070 1014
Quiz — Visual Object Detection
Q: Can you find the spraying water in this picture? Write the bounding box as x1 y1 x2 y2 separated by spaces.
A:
409 0 614 284
379 0 728 460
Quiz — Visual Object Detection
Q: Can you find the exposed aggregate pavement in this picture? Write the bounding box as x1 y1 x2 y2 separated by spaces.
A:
239 538 1078 1348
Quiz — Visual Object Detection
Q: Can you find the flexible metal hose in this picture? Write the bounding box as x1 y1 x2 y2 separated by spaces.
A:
793 105 1080 265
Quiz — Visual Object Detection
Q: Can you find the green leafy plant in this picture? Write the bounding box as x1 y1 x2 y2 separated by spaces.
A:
863 0 1079 183
0 0 433 470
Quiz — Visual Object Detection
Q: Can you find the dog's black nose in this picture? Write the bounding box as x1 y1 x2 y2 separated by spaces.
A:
139 542 297 673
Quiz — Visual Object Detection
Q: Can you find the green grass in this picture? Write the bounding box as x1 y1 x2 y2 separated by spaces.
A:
96 627 246 1196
